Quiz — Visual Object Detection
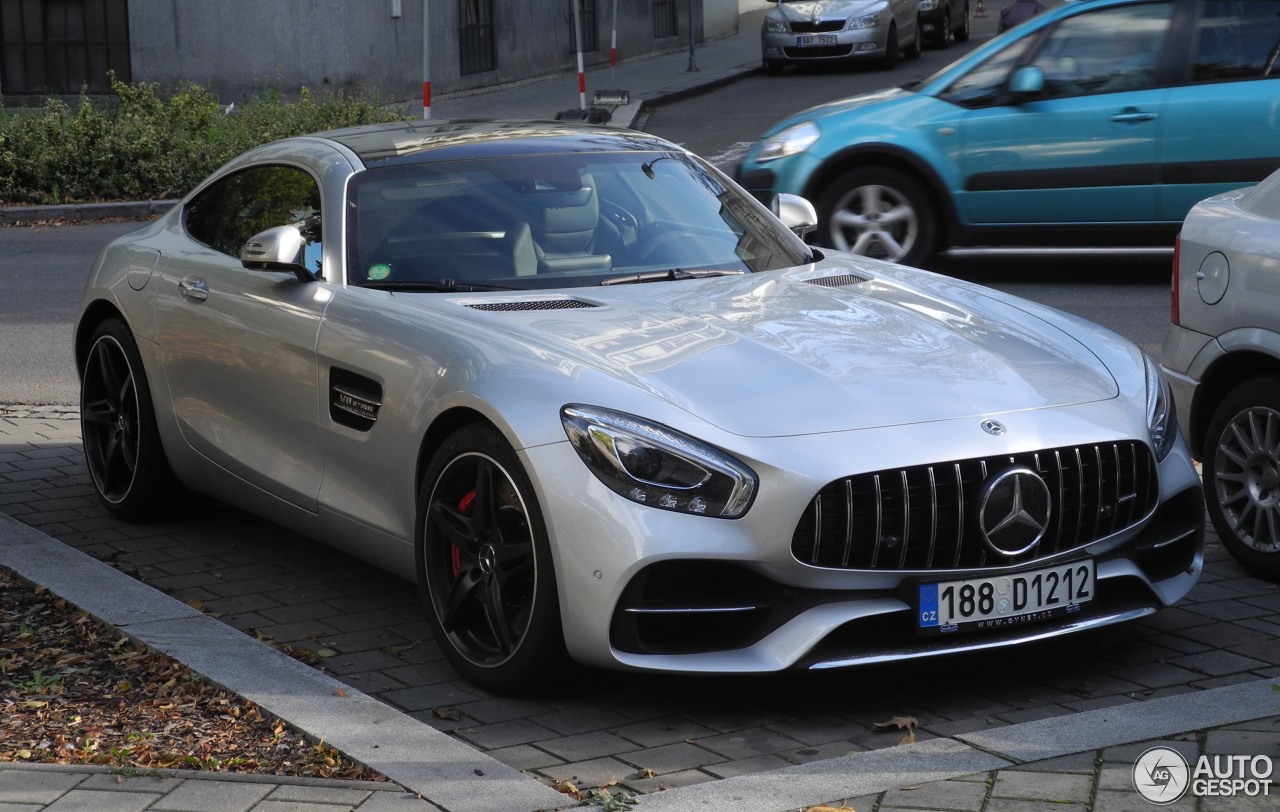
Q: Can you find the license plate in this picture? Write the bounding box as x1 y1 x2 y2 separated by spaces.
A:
918 560 1094 634
796 35 838 47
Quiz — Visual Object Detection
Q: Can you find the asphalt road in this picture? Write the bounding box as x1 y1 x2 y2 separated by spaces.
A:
0 221 140 406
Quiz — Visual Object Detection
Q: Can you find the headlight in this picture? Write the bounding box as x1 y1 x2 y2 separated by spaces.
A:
847 12 884 29
562 405 757 518
763 17 789 33
755 121 820 163
1144 353 1177 461
919 0 938 10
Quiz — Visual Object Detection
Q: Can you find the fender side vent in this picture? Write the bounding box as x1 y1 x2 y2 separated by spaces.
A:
466 299 596 312
330 368 383 432
805 274 868 288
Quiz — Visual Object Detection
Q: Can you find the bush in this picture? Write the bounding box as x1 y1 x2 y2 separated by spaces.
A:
0 77 407 206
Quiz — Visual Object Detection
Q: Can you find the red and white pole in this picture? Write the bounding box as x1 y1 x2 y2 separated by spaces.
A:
572 0 586 110
422 0 432 118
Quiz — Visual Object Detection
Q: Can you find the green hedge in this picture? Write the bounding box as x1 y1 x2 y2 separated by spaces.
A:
0 77 408 207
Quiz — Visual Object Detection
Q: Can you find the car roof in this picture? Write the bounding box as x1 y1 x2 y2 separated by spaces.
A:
310 119 675 167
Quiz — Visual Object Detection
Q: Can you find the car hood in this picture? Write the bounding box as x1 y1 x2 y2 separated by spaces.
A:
757 87 920 143
768 0 887 23
443 263 1120 439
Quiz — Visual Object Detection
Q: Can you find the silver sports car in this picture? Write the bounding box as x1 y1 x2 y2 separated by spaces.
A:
76 120 1204 693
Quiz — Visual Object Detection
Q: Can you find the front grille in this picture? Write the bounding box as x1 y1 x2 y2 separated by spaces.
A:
792 441 1158 571
783 45 854 58
790 21 846 33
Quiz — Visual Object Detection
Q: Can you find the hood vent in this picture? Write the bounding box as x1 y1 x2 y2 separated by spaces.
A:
465 299 597 312
805 273 869 288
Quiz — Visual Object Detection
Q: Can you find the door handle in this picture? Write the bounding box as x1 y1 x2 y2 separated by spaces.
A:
1110 109 1157 124
178 276 209 302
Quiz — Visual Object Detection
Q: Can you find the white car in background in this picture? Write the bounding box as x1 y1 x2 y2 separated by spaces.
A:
762 0 922 72
1162 168 1280 581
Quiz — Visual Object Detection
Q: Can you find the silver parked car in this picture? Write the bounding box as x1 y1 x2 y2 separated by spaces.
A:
1162 168 1280 581
762 0 922 72
77 120 1203 693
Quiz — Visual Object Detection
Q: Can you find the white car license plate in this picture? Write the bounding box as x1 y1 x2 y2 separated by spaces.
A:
796 35 838 47
918 560 1094 634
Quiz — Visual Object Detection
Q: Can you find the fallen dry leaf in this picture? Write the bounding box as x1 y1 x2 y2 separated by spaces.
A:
0 567 385 781
552 778 582 800
873 715 918 745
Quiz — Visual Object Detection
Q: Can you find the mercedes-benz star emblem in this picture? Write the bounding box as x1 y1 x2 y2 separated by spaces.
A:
979 467 1052 557
981 419 1006 436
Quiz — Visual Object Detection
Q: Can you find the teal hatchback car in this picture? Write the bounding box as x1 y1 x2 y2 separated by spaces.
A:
737 0 1280 267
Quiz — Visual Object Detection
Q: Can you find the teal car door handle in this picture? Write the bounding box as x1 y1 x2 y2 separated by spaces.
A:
1111 108 1158 124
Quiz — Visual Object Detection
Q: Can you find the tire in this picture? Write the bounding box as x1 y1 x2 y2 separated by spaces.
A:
80 318 181 520
815 166 938 266
880 25 899 70
416 423 570 692
954 4 971 43
936 8 953 48
1202 377 1280 581
906 18 923 59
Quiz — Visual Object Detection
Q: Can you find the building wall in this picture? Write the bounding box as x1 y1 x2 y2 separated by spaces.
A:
118 0 736 104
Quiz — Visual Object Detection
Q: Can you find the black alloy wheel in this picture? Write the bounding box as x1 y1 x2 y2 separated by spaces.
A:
80 318 179 520
417 424 568 692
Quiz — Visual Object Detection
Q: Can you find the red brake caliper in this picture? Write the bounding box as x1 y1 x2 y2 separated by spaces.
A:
452 490 477 577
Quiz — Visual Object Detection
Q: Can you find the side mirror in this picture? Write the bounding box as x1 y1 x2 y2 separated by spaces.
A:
772 193 818 240
1009 65 1045 98
240 225 316 282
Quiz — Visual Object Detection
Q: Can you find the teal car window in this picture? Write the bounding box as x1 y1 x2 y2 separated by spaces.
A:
1027 2 1173 97
1193 0 1280 82
938 37 1032 108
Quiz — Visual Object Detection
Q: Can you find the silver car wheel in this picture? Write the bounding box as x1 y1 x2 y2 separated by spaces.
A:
1205 377 1280 581
817 167 937 266
1211 405 1280 553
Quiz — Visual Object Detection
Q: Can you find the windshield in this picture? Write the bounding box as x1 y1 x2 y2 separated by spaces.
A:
346 150 813 290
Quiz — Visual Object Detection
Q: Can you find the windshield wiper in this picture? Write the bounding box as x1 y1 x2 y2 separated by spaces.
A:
600 268 745 286
359 279 516 292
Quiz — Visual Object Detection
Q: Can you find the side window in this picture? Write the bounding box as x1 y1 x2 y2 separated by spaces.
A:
1027 3 1174 98
939 37 1033 107
1193 0 1280 82
184 165 323 274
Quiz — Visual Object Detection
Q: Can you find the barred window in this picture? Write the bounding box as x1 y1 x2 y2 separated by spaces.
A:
654 0 678 38
567 0 598 53
0 0 130 95
458 0 495 76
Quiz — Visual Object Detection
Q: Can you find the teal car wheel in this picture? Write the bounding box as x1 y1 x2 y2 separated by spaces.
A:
817 167 937 267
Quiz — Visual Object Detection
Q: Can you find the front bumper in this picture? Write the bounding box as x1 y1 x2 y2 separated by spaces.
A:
762 26 891 65
523 408 1205 675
